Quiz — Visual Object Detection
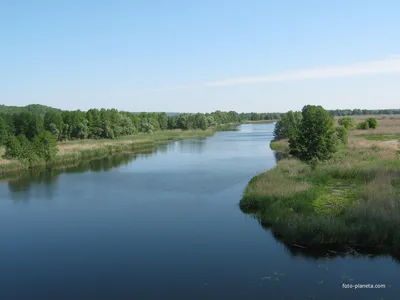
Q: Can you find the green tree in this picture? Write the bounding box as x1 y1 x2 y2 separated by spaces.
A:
167 116 177 129
48 123 60 140
140 119 154 133
335 126 348 145
158 113 168 130
289 105 337 167
0 116 8 145
18 135 39 166
273 111 302 140
44 111 63 139
33 130 58 162
4 135 39 166
4 135 22 159
194 113 208 130
338 117 355 130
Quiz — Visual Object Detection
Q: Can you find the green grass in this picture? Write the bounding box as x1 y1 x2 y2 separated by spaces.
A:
242 120 277 124
240 143 400 254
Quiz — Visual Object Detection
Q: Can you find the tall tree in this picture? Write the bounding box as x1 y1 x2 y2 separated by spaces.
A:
289 105 337 167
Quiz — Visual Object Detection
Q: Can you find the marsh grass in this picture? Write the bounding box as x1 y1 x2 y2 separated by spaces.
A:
241 133 400 252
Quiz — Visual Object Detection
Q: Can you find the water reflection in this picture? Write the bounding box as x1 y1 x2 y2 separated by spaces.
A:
5 149 158 199
176 139 206 154
4 138 211 200
240 206 400 263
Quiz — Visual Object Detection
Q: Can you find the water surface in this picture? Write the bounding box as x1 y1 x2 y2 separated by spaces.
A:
0 124 398 300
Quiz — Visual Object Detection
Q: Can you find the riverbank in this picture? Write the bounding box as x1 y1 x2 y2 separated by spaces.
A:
0 129 215 175
242 120 277 124
240 128 400 254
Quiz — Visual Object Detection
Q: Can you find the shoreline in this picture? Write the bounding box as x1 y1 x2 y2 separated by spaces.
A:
0 129 217 176
240 137 400 256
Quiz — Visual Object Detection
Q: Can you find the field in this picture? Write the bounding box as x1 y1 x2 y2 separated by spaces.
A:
240 114 400 255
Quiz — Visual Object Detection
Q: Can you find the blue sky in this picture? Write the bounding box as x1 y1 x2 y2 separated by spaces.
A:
1 0 400 112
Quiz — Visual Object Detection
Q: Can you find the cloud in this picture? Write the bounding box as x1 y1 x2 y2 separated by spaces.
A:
146 56 400 93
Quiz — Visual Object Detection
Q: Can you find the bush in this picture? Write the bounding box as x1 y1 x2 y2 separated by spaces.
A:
357 121 370 130
338 117 355 130
366 118 378 129
335 126 348 145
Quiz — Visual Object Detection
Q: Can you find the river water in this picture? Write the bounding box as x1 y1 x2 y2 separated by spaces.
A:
0 124 398 300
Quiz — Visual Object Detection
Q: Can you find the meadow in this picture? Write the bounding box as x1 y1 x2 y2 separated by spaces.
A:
240 114 400 254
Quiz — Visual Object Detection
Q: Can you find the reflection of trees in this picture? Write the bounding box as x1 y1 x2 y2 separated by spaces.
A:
8 167 61 201
176 139 206 154
240 206 400 263
7 148 161 199
8 168 60 193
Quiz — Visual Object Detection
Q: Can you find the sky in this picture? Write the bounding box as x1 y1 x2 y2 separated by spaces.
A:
1 0 400 113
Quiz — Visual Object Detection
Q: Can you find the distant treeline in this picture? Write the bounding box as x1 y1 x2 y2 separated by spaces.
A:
0 107 283 144
327 109 400 116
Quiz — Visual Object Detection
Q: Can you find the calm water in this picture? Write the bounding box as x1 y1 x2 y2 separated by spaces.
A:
0 124 398 300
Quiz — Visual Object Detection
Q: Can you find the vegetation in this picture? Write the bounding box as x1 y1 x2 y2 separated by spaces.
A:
338 117 355 130
270 139 290 152
361 134 400 141
0 106 283 170
366 117 379 129
288 105 337 167
335 126 348 145
328 108 400 116
241 105 400 255
273 111 302 140
356 117 378 130
0 129 216 174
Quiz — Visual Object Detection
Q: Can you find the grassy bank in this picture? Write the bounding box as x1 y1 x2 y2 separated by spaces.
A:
241 126 400 254
243 120 277 124
270 139 289 152
0 129 215 175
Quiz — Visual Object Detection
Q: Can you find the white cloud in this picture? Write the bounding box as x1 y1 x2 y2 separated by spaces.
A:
148 56 400 92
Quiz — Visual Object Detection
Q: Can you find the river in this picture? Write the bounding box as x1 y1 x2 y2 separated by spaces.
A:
0 123 398 300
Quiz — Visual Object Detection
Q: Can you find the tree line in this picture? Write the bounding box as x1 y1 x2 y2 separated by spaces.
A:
0 107 284 166
0 109 280 144
328 108 400 116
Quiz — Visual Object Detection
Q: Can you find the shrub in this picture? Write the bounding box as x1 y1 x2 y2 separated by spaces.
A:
366 118 378 129
356 121 370 130
338 117 355 130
